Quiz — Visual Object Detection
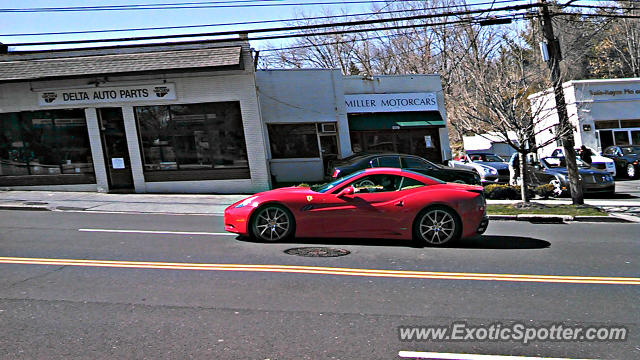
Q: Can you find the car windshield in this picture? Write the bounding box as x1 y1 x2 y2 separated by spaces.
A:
542 157 589 168
622 146 640 155
469 154 503 162
314 170 364 193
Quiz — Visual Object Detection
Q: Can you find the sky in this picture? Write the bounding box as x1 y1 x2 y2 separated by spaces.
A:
0 0 598 52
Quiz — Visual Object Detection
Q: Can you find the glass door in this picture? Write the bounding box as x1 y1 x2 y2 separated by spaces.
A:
631 130 640 145
98 108 134 191
598 130 614 150
319 135 338 176
614 130 631 146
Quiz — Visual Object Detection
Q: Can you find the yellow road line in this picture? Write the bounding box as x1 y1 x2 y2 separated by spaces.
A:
0 257 638 285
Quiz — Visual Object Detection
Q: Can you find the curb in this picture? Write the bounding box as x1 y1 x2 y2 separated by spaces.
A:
487 214 633 223
609 213 640 223
0 205 51 211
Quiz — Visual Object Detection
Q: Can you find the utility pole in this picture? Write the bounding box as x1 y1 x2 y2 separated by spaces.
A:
539 0 583 205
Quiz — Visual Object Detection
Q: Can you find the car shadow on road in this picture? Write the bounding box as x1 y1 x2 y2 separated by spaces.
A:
450 235 550 249
236 235 550 250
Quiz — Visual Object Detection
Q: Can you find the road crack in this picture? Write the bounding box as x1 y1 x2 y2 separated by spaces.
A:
6 265 67 289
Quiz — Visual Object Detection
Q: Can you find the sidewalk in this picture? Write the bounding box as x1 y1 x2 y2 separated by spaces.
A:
0 190 245 215
1 190 640 221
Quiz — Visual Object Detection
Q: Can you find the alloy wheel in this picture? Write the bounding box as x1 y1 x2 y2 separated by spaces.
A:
252 206 292 242
627 164 636 179
549 179 563 197
418 208 457 245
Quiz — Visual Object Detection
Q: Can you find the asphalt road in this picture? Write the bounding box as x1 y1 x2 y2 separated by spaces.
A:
0 210 638 359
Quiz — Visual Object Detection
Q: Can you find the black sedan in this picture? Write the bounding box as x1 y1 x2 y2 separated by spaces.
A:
328 153 482 185
527 157 615 196
602 145 640 179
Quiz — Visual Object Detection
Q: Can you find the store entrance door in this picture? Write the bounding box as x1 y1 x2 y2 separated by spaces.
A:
98 108 134 191
319 135 339 176
599 130 614 150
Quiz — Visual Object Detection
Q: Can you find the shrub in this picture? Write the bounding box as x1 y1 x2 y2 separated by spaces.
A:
484 184 521 200
535 184 556 199
296 183 310 188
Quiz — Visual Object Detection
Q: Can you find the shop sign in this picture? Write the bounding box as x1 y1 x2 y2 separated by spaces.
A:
578 84 640 101
38 83 177 106
345 92 438 113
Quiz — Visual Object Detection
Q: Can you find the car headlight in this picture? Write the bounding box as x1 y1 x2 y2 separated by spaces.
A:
480 167 497 175
234 196 258 208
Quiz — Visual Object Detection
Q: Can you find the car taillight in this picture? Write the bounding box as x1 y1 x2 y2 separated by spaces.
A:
332 169 341 178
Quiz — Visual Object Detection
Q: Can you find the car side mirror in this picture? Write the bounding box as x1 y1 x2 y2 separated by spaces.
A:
336 186 355 198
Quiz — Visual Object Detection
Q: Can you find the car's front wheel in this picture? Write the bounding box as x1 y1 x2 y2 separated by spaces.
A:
627 164 637 179
250 205 295 242
549 178 564 197
414 206 462 246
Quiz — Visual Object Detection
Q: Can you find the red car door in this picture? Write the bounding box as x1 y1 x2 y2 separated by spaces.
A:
316 175 409 237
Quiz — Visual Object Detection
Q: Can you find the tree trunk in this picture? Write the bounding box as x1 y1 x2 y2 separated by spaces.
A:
519 152 529 203
563 142 585 205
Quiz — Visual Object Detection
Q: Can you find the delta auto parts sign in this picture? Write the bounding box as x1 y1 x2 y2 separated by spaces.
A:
345 92 438 113
38 83 177 106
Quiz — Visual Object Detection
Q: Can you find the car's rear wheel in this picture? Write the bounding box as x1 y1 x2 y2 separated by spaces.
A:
250 205 294 242
627 164 636 179
414 206 462 246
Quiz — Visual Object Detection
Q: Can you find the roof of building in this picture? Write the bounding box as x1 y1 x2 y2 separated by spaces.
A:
0 45 242 82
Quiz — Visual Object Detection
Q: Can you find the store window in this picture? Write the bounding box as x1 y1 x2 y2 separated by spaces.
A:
0 110 95 186
594 120 620 129
134 102 250 181
268 124 320 159
620 119 640 128
614 131 630 145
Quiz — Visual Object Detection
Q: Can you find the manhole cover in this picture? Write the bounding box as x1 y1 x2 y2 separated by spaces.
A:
284 247 350 257
24 201 48 205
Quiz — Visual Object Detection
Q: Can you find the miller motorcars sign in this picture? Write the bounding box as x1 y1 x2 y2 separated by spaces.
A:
344 92 438 113
38 83 177 106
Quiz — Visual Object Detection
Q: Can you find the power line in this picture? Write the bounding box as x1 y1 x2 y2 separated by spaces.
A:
0 0 512 13
0 0 525 37
558 12 640 19
564 3 640 12
260 15 529 69
255 12 531 49
5 3 540 47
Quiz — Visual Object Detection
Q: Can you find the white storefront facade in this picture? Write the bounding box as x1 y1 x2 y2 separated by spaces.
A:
532 78 640 156
257 71 451 183
0 40 271 193
0 41 452 192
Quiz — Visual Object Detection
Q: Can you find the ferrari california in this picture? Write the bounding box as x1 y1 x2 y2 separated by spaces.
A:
224 168 488 246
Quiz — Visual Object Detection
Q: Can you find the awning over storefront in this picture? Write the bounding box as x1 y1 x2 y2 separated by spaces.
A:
347 111 444 131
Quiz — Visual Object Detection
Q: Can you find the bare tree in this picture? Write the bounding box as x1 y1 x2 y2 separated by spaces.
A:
454 35 569 202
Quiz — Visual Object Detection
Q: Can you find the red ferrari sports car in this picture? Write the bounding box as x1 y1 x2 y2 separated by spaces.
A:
224 168 488 246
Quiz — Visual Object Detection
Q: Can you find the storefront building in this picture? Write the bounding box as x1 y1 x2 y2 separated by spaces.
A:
0 40 452 192
344 75 451 165
532 78 640 156
256 70 451 183
0 40 271 193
